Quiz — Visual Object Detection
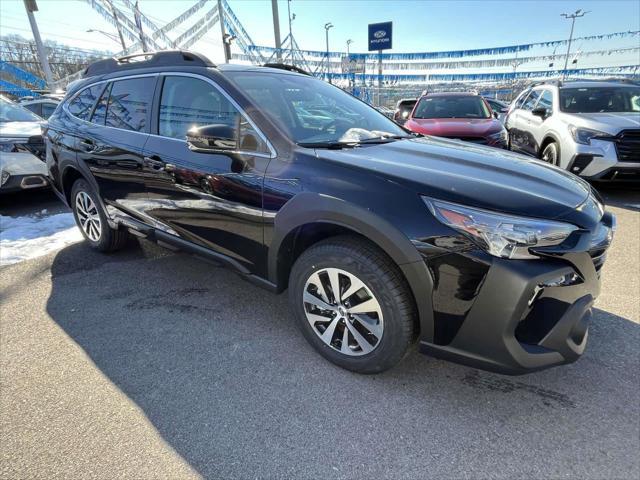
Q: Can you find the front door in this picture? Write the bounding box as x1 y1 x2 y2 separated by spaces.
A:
142 74 274 276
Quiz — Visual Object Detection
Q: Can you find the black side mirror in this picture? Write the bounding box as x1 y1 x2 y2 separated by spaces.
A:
186 124 237 153
531 107 548 118
493 111 499 119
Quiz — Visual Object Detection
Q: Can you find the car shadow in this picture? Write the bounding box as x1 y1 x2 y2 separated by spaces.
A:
45 241 640 478
591 182 640 212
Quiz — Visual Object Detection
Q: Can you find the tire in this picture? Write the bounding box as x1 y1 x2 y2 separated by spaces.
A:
289 236 416 374
70 179 128 252
540 142 560 166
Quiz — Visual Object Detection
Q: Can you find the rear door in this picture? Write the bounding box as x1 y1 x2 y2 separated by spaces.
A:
141 73 274 275
75 75 158 224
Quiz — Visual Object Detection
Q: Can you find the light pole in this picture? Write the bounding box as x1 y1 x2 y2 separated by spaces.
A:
287 0 295 65
561 9 589 79
346 39 353 57
346 39 354 90
325 22 333 83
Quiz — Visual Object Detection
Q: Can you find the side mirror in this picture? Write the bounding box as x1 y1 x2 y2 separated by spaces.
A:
186 124 237 153
531 107 548 118
493 111 499 119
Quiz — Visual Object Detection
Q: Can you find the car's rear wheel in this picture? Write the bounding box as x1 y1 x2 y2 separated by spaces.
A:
541 142 559 166
289 236 416 373
71 179 128 252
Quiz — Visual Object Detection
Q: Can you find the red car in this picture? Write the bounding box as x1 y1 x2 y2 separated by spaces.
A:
404 92 508 148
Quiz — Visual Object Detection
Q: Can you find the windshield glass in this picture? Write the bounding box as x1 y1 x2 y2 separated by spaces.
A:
0 97 42 122
226 72 406 144
559 87 640 113
413 95 491 119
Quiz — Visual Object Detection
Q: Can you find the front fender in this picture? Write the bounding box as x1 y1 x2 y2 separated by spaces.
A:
270 192 435 342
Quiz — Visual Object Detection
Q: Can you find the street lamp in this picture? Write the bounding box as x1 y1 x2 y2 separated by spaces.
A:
223 33 236 64
346 39 353 57
86 29 121 45
561 9 589 79
325 22 333 83
346 39 354 90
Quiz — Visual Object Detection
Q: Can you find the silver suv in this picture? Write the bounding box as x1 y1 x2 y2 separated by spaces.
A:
505 80 640 181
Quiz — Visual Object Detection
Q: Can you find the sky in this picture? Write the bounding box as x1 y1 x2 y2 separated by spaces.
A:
1 0 639 63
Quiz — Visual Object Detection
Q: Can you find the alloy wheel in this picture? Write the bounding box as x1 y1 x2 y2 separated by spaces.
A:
75 191 102 242
303 267 384 356
541 144 558 165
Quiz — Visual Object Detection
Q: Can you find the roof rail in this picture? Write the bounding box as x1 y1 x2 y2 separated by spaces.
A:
83 50 215 78
262 63 311 75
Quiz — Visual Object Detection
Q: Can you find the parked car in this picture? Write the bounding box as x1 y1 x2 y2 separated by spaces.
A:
483 97 509 123
46 51 614 375
392 98 416 125
0 96 47 193
404 92 508 148
20 94 63 120
505 80 640 181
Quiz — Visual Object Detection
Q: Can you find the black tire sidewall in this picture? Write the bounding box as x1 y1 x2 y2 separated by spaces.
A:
70 179 113 251
289 243 413 373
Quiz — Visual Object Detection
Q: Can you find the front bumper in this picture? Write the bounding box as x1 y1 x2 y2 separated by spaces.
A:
564 138 640 181
418 212 614 375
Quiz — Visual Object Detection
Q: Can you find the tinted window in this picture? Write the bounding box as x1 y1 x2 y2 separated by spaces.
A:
24 103 42 116
413 95 491 119
0 98 41 122
522 90 542 111
68 84 103 120
105 77 155 132
514 90 531 109
537 90 553 112
228 71 405 144
91 83 111 125
41 102 57 119
158 76 267 153
559 87 640 113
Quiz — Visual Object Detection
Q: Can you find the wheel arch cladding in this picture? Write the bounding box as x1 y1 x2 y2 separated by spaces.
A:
540 134 560 157
61 166 84 204
270 192 435 341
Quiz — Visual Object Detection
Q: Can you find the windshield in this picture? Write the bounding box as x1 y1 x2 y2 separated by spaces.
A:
413 95 491 119
559 87 640 113
226 72 406 144
0 97 42 123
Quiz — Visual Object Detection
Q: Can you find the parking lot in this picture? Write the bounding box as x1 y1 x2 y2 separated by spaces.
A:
0 185 638 479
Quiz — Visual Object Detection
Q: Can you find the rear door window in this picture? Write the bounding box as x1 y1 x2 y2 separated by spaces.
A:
68 84 104 120
105 77 155 132
90 83 111 126
24 103 42 116
41 102 57 119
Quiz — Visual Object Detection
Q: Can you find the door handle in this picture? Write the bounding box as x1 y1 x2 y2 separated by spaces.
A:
79 139 95 152
144 156 175 172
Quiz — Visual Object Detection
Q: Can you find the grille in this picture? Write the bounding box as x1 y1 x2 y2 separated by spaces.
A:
614 129 640 162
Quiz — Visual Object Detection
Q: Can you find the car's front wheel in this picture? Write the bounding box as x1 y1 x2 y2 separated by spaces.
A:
71 179 128 252
289 236 416 373
541 142 560 166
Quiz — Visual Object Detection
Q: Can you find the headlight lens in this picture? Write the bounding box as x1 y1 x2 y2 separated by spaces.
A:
423 197 579 259
1 170 10 186
487 128 508 142
568 125 611 145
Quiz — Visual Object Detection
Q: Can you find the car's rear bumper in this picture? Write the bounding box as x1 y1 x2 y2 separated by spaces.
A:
417 212 614 375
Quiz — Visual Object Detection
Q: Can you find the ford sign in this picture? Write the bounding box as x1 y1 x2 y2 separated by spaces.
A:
368 21 392 51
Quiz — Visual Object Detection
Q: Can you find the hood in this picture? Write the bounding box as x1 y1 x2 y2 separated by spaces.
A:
0 121 44 138
318 137 595 227
559 112 640 135
406 117 503 137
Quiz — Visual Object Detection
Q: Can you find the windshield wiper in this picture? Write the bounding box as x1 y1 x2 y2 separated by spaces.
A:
297 141 359 149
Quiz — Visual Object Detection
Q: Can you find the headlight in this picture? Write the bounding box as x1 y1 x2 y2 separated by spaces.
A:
1 170 9 186
423 197 579 259
487 128 508 142
568 125 611 145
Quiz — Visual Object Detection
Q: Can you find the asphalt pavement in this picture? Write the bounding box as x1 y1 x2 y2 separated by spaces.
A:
1 185 639 479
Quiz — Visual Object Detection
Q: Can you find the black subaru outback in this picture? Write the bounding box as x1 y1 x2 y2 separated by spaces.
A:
45 51 615 375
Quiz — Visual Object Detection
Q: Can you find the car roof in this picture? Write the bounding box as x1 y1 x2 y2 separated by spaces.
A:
559 81 638 89
423 92 479 97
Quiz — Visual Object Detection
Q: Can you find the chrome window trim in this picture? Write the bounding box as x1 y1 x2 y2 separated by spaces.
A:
153 72 277 159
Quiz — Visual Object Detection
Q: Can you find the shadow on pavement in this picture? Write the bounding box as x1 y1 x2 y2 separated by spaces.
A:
45 241 640 478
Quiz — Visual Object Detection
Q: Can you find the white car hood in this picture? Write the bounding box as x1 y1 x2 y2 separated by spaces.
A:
562 112 640 135
0 121 44 139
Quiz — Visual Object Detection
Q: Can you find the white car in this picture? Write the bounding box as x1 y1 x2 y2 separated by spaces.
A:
505 80 640 181
0 97 48 193
20 94 62 120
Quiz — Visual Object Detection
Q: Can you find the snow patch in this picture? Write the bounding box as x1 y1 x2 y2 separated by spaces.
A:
0 212 83 266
